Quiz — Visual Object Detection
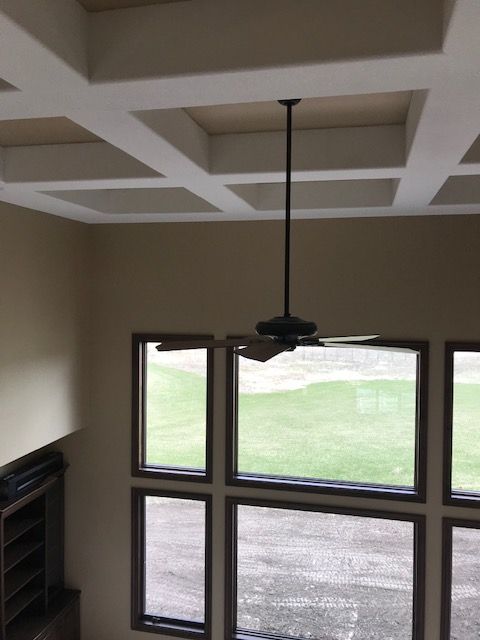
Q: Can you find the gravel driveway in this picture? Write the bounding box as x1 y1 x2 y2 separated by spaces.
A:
144 499 480 640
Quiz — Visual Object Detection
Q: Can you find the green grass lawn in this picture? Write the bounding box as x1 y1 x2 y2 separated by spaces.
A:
238 378 416 486
146 363 480 490
453 383 480 491
146 364 207 468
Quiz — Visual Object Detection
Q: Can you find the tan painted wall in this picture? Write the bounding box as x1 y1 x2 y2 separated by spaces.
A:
59 215 480 640
0 203 89 469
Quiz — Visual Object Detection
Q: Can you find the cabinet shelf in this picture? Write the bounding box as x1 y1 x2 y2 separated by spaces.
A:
4 518 44 547
5 587 44 625
4 542 44 574
5 568 44 601
0 470 71 640
5 589 79 640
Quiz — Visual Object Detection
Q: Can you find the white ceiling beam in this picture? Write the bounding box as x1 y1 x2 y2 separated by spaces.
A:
4 177 171 192
215 168 404 185
133 109 209 174
0 92 67 121
67 110 255 213
451 164 480 176
393 84 480 207
61 52 446 115
393 0 480 208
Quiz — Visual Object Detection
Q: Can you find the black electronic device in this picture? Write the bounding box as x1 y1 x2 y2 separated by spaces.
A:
0 451 63 500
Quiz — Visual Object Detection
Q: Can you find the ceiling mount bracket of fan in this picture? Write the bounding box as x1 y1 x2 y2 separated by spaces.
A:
156 98 379 362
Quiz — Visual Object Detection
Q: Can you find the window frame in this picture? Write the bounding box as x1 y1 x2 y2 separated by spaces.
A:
440 517 480 640
132 333 214 482
443 342 480 507
226 339 429 502
225 496 426 640
131 487 212 639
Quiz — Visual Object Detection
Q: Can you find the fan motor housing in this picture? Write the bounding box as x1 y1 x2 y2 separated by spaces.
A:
255 315 318 339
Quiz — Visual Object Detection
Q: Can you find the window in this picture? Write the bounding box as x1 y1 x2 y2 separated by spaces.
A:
132 334 213 481
441 519 480 639
444 343 480 505
226 499 424 640
132 336 430 640
227 341 428 500
132 488 211 638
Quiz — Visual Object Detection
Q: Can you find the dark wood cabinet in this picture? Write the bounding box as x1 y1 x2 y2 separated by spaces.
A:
0 474 79 640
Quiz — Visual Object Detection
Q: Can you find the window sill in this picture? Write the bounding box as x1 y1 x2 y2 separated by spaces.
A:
445 490 480 508
133 466 211 483
134 617 207 639
228 472 424 502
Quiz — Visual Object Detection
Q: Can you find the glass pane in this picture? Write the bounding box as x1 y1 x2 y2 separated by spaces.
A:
145 343 207 469
452 352 480 492
451 526 480 639
145 496 205 622
236 505 414 640
237 346 418 487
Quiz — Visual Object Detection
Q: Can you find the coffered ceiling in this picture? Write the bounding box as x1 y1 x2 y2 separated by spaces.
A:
0 0 478 223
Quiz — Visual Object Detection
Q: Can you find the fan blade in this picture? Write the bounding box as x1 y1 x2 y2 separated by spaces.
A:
156 337 266 351
323 343 416 354
235 342 290 362
318 335 380 343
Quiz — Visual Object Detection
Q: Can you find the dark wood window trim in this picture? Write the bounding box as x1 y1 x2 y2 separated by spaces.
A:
444 342 480 507
225 497 426 640
226 340 428 502
132 333 214 483
440 517 480 639
132 487 212 639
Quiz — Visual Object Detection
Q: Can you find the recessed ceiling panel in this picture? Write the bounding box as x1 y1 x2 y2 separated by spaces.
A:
78 0 189 11
186 92 412 135
0 79 18 92
229 179 393 210
461 135 480 164
0 117 100 147
431 176 480 206
42 188 218 214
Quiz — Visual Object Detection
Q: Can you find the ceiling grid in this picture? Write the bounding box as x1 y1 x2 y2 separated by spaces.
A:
0 0 478 223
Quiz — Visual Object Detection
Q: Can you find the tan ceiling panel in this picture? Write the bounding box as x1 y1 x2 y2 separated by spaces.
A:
0 117 100 147
431 176 480 206
186 91 412 135
461 135 480 164
42 188 219 214
229 179 393 210
77 0 189 11
0 79 17 92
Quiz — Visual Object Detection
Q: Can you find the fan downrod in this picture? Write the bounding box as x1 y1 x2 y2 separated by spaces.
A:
254 99 318 344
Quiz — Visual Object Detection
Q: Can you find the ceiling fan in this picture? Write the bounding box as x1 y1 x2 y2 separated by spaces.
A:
157 99 379 362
